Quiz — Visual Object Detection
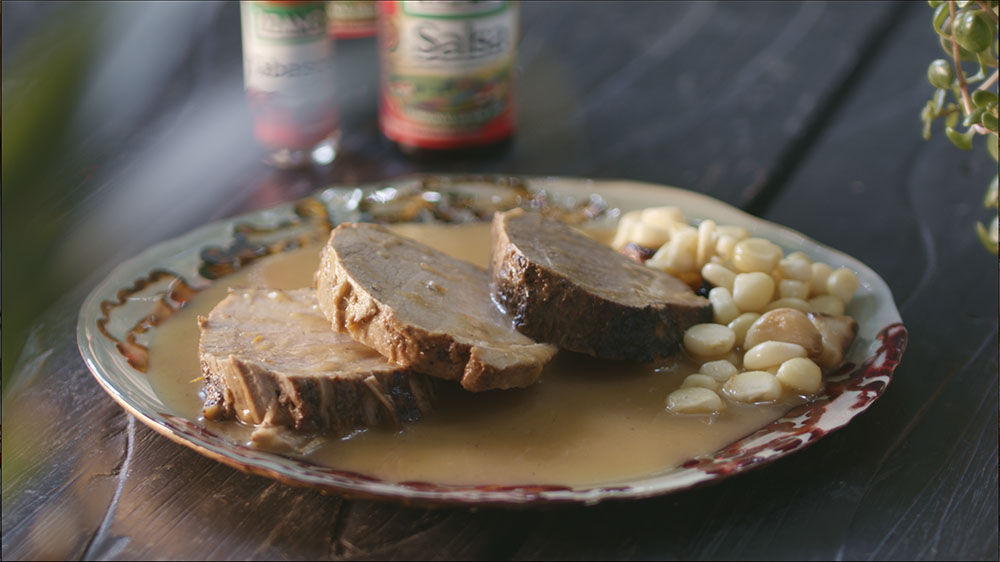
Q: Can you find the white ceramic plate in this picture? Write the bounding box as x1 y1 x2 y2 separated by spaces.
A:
77 175 906 507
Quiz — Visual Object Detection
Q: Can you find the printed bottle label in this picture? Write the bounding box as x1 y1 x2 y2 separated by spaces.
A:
378 0 517 149
327 1 377 38
241 1 338 149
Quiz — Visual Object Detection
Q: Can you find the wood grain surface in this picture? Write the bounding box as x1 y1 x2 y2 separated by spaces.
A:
2 2 996 560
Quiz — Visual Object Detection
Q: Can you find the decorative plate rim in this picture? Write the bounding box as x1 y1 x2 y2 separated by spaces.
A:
76 174 906 508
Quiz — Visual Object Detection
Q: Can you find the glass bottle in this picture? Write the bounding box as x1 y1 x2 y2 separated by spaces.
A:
241 0 340 168
377 0 518 159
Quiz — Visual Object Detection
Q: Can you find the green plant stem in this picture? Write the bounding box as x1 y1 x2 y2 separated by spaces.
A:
978 69 999 90
949 1 976 115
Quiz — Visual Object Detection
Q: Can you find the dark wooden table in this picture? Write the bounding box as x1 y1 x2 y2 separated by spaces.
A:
3 2 997 560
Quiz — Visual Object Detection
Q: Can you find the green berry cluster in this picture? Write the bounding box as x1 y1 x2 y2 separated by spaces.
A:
921 0 998 253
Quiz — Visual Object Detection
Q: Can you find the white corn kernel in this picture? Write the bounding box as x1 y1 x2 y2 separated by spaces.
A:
715 235 738 261
776 357 824 394
809 263 834 296
641 206 686 229
630 222 671 249
717 225 750 241
778 279 810 300
743 308 822 355
727 312 761 347
700 359 738 382
611 211 643 249
778 253 813 281
764 297 812 313
826 267 859 303
743 341 808 370
648 229 698 274
732 238 783 273
809 295 845 316
668 223 698 238
665 387 725 414
681 373 721 391
723 371 783 403
701 262 736 291
732 272 775 312
709 287 741 324
696 220 718 269
683 323 736 357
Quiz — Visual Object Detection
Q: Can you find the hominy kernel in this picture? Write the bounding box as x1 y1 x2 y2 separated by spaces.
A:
702 262 736 291
647 229 698 274
641 206 686 229
683 323 736 357
732 272 775 312
717 225 750 241
630 222 671 249
709 287 741 324
681 373 721 391
696 220 718 269
732 238 783 273
743 308 822 355
723 371 783 403
778 279 810 300
776 357 824 394
764 297 812 313
778 253 813 281
809 295 845 316
665 387 725 414
809 263 834 296
700 359 738 382
668 223 698 238
715 235 738 261
743 341 808 370
826 267 859 303
727 312 761 347
611 211 643 249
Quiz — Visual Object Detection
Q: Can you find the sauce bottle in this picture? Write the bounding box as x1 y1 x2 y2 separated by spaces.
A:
241 0 339 167
377 0 518 159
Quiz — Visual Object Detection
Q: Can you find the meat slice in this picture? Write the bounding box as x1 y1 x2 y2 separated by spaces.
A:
490 208 712 361
199 288 435 434
314 223 558 392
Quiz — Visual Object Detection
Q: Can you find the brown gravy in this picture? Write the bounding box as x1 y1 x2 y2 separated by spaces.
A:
146 223 792 488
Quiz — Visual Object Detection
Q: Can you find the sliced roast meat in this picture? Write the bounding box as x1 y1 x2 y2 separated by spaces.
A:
314 223 557 392
490 208 713 361
199 288 435 434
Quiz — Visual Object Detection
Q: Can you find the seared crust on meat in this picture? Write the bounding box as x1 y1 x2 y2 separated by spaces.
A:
199 288 436 434
490 209 712 361
314 223 557 392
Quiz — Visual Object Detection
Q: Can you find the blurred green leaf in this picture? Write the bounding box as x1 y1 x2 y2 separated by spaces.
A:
945 125 975 148
964 106 986 126
1 3 104 390
933 2 951 34
946 106 961 128
928 59 955 88
975 218 999 252
984 174 998 208
972 89 999 108
982 112 999 131
954 8 994 53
